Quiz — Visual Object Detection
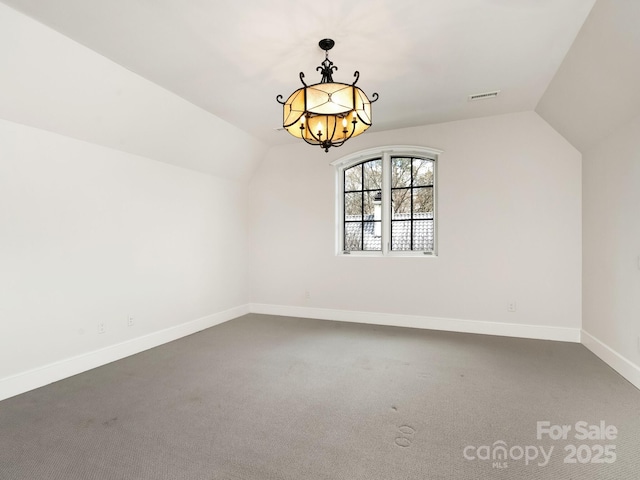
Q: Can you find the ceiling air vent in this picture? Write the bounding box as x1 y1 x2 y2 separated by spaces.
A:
468 90 501 101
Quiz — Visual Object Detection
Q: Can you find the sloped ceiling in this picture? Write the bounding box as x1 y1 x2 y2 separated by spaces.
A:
1 0 595 147
537 0 640 153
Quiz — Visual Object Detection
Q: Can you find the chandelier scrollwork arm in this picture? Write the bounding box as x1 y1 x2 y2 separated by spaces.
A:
276 38 378 152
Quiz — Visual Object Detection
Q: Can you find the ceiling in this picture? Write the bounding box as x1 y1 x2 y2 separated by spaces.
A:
2 0 596 146
536 0 640 152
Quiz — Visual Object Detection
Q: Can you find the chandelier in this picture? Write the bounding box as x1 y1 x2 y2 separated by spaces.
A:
277 39 378 152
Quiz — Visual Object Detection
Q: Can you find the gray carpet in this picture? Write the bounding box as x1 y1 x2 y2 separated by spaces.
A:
1 313 639 479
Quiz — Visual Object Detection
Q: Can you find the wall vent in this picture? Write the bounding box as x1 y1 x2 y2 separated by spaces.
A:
468 90 501 101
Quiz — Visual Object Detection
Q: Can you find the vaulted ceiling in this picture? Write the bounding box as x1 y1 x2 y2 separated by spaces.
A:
536 0 640 152
2 0 597 147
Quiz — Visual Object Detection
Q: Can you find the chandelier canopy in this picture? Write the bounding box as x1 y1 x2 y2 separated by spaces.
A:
277 39 379 152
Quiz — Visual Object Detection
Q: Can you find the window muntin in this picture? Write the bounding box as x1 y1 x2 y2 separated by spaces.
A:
390 157 434 251
336 147 438 256
344 158 382 251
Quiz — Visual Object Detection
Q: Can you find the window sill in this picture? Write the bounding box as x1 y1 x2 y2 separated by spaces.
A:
337 251 438 258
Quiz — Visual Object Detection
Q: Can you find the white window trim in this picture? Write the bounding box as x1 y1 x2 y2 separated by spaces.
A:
332 145 443 257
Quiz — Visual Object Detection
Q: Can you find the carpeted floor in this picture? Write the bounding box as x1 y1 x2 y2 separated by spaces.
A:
1 313 639 479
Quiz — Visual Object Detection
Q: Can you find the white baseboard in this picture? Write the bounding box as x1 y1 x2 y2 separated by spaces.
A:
11 305 637 402
0 304 249 402
249 303 580 343
581 330 640 391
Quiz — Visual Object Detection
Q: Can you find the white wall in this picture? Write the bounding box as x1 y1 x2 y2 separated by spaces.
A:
0 119 250 398
249 112 582 337
535 0 640 389
582 113 640 386
0 2 263 400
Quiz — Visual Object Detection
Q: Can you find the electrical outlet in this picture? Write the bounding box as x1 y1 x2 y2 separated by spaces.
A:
98 322 105 334
304 290 310 301
507 302 517 313
127 314 134 327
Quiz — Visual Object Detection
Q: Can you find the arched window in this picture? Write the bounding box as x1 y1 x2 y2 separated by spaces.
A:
332 146 441 256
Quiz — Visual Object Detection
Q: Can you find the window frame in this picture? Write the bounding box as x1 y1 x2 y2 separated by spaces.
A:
332 145 442 257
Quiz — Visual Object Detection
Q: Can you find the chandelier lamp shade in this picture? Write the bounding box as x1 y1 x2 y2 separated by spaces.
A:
277 39 379 152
